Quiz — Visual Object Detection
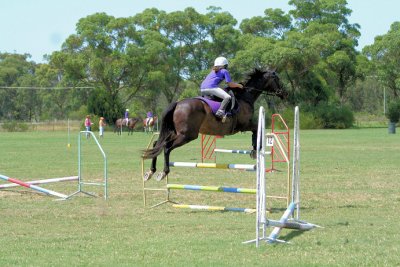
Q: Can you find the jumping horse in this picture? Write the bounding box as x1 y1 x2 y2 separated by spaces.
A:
114 118 140 135
142 69 288 181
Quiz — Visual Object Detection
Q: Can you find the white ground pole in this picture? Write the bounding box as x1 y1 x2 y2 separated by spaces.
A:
0 176 78 189
0 174 69 199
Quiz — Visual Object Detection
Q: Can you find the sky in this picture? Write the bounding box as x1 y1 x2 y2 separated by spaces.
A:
1 0 399 63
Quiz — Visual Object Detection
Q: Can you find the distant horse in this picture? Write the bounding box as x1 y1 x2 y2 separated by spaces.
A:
142 69 288 181
143 116 158 133
114 118 140 135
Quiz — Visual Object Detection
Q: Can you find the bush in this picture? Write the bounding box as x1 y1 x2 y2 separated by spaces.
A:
279 108 324 129
386 100 400 123
1 121 29 132
300 112 324 129
313 103 354 129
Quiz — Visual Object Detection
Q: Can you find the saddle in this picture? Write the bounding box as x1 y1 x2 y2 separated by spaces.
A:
195 90 239 119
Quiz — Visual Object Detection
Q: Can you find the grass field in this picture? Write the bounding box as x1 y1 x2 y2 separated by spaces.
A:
0 127 399 266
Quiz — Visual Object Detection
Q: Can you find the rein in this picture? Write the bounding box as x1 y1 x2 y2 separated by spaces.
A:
244 86 277 97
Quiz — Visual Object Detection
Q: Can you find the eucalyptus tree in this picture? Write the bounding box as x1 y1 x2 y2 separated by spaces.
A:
50 12 170 121
236 0 360 108
288 0 360 105
34 63 80 119
240 8 292 39
0 53 39 120
134 7 242 101
363 22 400 99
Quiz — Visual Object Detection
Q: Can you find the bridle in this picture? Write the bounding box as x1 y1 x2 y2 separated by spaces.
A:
243 71 282 97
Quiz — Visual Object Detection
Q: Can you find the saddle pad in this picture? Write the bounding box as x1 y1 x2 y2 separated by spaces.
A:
194 97 221 114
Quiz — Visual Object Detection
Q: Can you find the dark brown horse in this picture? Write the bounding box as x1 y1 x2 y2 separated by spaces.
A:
114 118 140 135
142 69 287 181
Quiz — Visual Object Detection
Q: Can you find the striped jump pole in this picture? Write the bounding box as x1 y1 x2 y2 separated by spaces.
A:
214 148 272 156
173 204 256 213
214 148 253 155
169 162 256 171
0 176 78 189
167 184 256 194
0 174 68 199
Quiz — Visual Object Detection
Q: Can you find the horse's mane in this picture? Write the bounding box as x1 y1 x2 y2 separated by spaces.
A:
243 68 266 86
229 68 267 105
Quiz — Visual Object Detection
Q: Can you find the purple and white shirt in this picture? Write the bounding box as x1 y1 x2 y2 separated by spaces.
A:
200 69 232 90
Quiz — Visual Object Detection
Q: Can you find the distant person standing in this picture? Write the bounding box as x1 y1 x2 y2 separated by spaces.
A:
99 117 106 138
124 109 129 126
84 115 93 138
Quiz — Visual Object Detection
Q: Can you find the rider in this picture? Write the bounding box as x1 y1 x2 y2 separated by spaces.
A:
200 56 243 119
124 109 129 126
146 111 153 126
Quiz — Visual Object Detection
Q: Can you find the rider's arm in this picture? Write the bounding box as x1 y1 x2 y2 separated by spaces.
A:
227 81 243 89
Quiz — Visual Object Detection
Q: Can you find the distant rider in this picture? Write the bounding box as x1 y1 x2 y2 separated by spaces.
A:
146 111 153 126
124 109 129 126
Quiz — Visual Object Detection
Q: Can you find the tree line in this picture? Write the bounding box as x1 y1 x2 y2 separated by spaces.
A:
1 0 399 128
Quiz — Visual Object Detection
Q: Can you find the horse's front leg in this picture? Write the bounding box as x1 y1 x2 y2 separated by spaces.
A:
143 141 158 181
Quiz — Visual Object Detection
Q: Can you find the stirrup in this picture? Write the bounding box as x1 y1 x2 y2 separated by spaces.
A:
215 110 225 118
221 115 227 123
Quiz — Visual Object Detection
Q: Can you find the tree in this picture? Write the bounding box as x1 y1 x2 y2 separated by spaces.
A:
363 22 400 100
240 8 292 39
50 12 170 121
0 53 39 120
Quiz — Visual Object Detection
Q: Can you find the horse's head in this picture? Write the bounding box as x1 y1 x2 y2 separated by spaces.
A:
245 69 288 100
262 70 288 99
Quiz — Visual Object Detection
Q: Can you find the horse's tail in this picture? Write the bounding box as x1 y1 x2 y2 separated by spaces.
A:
142 102 177 159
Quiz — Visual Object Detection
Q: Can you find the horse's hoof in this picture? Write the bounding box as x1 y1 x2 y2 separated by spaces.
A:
250 150 257 159
143 171 154 181
156 172 166 181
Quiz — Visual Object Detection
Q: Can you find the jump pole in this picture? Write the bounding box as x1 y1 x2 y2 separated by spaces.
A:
173 204 256 213
0 176 78 189
167 184 256 194
214 148 253 155
169 162 256 171
0 174 68 199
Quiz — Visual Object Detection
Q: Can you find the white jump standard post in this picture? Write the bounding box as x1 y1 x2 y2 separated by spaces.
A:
244 106 320 247
66 131 108 200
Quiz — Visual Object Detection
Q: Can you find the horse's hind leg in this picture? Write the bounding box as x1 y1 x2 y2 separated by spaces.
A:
156 134 195 181
143 140 158 181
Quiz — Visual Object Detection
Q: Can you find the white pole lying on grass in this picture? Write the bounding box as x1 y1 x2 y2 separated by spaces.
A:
0 174 68 199
0 176 78 189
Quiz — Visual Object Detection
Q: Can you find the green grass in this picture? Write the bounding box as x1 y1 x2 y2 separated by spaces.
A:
0 128 400 266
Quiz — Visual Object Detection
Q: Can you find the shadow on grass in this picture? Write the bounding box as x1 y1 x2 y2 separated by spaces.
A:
278 229 312 243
